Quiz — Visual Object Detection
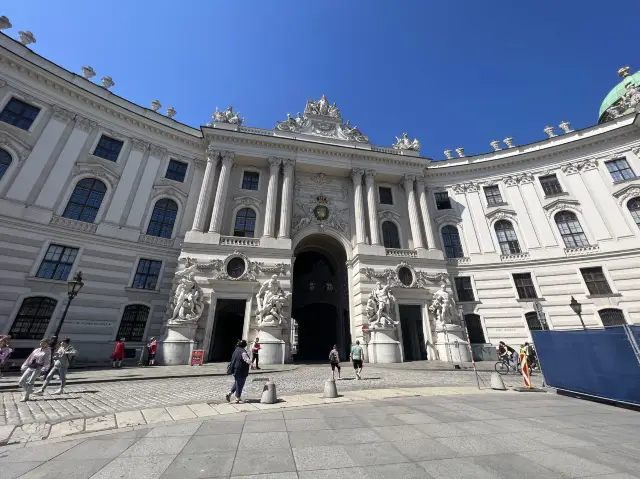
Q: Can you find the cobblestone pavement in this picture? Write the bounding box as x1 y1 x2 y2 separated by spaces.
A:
3 391 639 479
0 364 540 426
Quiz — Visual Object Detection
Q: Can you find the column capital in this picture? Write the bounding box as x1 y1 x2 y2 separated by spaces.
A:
149 144 167 158
74 116 97 133
283 158 296 170
415 175 426 186
221 150 235 165
350 168 364 181
52 105 75 123
403 173 416 186
364 169 377 179
268 156 283 170
131 138 149 152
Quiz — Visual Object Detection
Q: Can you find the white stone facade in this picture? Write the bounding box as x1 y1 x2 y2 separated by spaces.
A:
1 33 639 364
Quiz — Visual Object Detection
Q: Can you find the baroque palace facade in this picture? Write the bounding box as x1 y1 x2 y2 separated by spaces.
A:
1 28 640 364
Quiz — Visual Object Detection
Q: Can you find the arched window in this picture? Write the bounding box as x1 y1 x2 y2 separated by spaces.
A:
442 225 464 258
0 148 12 181
9 297 58 339
233 208 256 237
117 304 150 342
598 308 627 327
495 220 521 255
525 311 549 331
62 178 107 223
464 314 486 344
381 221 401 249
146 199 178 238
627 198 640 229
554 211 589 248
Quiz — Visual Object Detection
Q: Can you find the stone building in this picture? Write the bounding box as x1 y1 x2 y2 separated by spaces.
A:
1 30 639 364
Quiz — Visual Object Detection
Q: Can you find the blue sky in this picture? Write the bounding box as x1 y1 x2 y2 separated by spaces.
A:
3 1 639 159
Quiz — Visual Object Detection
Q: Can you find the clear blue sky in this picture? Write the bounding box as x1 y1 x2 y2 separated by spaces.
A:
4 1 639 159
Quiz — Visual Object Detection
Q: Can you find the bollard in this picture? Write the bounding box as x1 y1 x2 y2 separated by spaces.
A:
260 381 277 404
323 378 338 398
490 372 506 390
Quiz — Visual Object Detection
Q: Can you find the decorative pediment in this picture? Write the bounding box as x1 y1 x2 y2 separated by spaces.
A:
153 184 187 198
542 198 581 218
613 183 640 206
233 195 263 207
188 251 290 282
72 162 120 188
378 209 401 220
433 213 463 226
0 130 31 162
485 207 518 223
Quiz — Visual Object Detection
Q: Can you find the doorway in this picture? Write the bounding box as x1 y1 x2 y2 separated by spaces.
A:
292 234 349 361
399 304 428 361
209 299 245 362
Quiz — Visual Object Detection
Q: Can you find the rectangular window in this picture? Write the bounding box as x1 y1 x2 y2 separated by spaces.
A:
132 259 162 290
580 267 613 295
454 277 475 302
241 171 260 190
435 191 451 210
379 187 393 205
605 158 635 182
539 174 564 196
484 185 503 206
513 273 538 299
36 244 79 281
165 159 188 182
0 98 41 130
93 135 124 162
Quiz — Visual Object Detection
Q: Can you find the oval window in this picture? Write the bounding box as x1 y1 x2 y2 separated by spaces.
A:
226 257 246 278
398 267 413 286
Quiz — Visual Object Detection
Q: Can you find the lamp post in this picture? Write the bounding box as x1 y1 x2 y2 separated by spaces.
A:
569 296 586 330
50 272 84 350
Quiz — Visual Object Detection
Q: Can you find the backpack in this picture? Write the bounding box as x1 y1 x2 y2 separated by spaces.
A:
329 350 339 363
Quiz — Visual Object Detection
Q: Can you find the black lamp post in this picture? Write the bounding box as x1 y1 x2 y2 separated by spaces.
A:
569 296 586 330
51 272 84 348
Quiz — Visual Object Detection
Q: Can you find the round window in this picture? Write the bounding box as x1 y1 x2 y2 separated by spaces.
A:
398 267 413 287
226 257 246 278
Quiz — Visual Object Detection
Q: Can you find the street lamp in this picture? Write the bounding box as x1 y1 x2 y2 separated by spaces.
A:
569 296 586 330
51 272 84 346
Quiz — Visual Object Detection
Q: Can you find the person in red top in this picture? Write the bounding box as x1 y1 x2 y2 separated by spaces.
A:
110 338 125 368
251 337 261 370
147 337 158 366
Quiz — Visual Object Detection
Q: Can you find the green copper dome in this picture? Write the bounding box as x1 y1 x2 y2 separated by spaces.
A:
599 69 640 121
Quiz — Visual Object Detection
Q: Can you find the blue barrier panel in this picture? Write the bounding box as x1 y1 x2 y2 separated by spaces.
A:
531 328 640 405
633 325 640 346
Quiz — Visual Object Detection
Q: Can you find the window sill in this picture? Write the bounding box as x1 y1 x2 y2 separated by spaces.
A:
544 191 568 199
487 202 508 208
516 298 546 302
125 287 160 294
88 153 118 164
586 293 622 299
613 176 640 186
163 176 185 184
27 277 69 285
436 206 452 211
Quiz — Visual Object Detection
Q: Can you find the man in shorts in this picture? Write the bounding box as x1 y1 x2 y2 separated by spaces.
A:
350 340 364 380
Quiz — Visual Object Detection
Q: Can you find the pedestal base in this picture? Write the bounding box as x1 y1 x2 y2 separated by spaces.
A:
367 327 402 363
158 322 197 366
436 326 471 363
257 324 289 365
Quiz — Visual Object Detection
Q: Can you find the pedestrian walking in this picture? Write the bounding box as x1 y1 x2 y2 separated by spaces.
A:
251 337 261 370
33 338 77 396
110 338 126 368
350 340 364 380
0 335 13 378
18 338 51 402
147 337 158 366
225 340 254 404
329 344 341 380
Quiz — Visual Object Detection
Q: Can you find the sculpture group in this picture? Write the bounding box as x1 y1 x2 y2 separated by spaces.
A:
429 283 460 330
366 282 399 329
256 275 291 325
305 94 341 118
211 106 245 126
393 132 421 152
169 264 205 323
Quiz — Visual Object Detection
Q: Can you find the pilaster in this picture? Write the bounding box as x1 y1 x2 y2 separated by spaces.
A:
263 156 282 238
365 169 380 246
208 151 235 233
403 174 424 250
351 168 367 244
278 158 295 239
415 175 436 249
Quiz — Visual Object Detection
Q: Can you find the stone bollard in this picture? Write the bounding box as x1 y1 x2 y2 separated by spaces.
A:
490 372 507 391
260 381 277 404
323 378 338 398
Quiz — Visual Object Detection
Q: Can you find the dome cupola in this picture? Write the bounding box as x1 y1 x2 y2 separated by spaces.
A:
599 66 640 123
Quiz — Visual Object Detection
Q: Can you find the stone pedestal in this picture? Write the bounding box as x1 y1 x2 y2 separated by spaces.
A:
158 322 198 366
367 327 402 363
435 325 472 363
257 324 289 365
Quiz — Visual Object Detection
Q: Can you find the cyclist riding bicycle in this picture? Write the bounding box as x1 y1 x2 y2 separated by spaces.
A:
497 341 518 370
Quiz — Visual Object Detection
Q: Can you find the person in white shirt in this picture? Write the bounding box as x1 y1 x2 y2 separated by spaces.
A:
18 338 51 402
33 337 77 396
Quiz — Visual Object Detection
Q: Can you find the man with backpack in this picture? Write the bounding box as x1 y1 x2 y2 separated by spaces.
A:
329 344 341 380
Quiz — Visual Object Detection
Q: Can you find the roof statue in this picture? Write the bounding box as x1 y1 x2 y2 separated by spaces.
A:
275 95 369 143
393 132 420 152
211 105 245 126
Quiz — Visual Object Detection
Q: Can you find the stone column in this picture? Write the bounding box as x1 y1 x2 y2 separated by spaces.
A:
403 174 424 250
263 156 282 238
191 149 219 231
208 151 235 233
415 175 436 249
351 168 367 244
278 159 295 238
365 169 380 246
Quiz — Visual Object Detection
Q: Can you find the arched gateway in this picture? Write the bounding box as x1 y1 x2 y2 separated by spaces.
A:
291 233 350 361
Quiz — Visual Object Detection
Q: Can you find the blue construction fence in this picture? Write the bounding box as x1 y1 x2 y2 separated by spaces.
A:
531 326 640 406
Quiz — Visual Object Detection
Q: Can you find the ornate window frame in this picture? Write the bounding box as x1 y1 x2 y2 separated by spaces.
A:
621 194 640 234
379 218 404 249
141 193 184 241
55 173 113 225
508 269 543 302
485 210 528 257
3 292 63 339
0 139 26 194
544 201 596 249
88 130 128 164
126 257 166 293
112 301 154 342
434 214 468 259
238 167 262 191
229 204 260 238
29 239 84 283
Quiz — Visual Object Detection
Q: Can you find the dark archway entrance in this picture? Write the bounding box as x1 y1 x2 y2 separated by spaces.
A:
292 234 349 361
209 299 245 362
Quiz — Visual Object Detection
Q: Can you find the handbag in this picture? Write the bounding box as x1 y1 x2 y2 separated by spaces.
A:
27 356 40 369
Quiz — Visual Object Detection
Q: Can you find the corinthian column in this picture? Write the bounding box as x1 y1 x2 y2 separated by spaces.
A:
403 174 424 250
351 168 367 244
208 151 235 233
278 159 295 238
191 149 219 231
415 175 436 249
263 157 282 238
365 170 380 245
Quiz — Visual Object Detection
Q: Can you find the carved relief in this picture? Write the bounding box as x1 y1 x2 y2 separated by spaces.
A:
613 184 640 206
360 262 448 289
233 195 263 207
75 116 97 133
138 234 174 247
561 159 599 175
52 105 74 122
50 215 98 234
292 172 350 236
149 144 168 158
501 173 533 186
190 251 290 282
72 163 120 188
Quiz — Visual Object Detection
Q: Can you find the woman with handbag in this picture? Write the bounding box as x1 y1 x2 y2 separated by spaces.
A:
18 338 51 402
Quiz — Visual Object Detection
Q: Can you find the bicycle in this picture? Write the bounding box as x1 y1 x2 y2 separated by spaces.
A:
494 356 520 375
